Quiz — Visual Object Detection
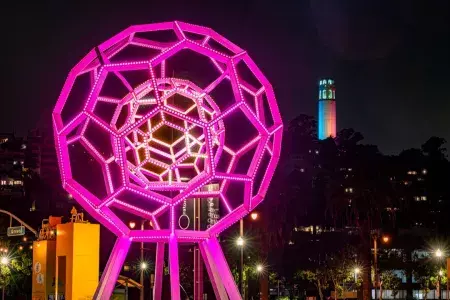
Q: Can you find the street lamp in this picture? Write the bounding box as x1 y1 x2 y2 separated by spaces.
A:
0 256 8 265
354 267 360 282
373 233 391 300
433 248 448 300
438 270 444 300
129 221 136 229
256 264 264 273
250 212 259 221
236 236 245 296
140 262 148 270
0 257 8 300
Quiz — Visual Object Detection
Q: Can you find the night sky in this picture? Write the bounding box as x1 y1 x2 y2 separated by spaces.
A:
1 0 449 154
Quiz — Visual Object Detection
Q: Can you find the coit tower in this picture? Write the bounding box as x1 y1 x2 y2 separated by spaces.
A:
317 79 336 140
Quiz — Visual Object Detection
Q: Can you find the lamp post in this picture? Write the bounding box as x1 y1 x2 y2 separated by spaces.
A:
237 234 245 296
373 233 390 300
434 249 448 300
140 220 145 300
255 264 264 299
1 256 9 300
237 213 259 298
130 220 146 300
354 268 361 283
437 270 443 300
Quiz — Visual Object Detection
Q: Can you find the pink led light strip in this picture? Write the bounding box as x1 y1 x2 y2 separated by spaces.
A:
53 21 282 300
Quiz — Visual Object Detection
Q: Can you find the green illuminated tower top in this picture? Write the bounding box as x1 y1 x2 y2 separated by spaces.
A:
319 79 335 100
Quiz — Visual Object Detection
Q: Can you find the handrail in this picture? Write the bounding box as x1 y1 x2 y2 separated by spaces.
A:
0 209 38 236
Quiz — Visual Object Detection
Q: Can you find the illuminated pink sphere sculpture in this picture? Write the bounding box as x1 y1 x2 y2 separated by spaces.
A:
53 21 282 299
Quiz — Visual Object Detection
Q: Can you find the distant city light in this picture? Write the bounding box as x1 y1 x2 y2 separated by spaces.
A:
236 237 245 247
435 249 443 258
140 262 147 270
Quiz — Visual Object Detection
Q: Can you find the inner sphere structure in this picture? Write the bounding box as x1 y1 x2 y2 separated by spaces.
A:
53 21 282 300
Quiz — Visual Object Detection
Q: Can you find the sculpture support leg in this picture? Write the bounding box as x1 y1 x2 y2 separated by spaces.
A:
169 235 181 300
94 236 131 300
153 242 165 300
199 240 228 300
205 237 242 300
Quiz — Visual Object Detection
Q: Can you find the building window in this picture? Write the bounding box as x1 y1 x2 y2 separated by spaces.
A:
0 180 6 185
414 196 427 201
13 180 23 185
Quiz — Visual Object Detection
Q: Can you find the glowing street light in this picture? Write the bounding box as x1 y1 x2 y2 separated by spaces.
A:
382 236 390 243
439 270 444 277
354 267 361 282
256 264 264 273
129 221 136 229
0 256 9 265
236 237 245 247
140 262 147 270
250 212 259 221
435 249 443 258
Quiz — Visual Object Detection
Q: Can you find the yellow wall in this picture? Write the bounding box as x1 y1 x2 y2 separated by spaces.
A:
32 240 56 300
447 258 450 281
56 222 100 300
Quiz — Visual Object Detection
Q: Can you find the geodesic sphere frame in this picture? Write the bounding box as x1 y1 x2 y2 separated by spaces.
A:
53 21 283 241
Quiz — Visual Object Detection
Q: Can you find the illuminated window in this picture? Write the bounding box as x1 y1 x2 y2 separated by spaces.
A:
420 196 427 201
327 89 333 99
407 171 417 175
0 180 6 185
322 90 327 99
14 180 23 185
414 196 420 201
